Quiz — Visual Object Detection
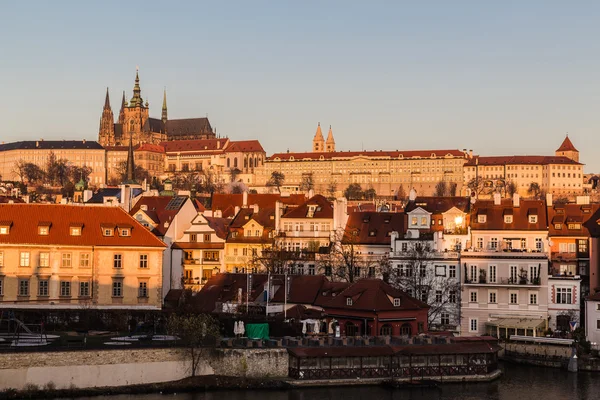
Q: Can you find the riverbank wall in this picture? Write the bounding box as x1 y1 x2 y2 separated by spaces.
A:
0 348 289 391
499 342 600 371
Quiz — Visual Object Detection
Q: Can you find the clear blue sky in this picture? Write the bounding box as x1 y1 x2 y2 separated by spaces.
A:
1 1 599 169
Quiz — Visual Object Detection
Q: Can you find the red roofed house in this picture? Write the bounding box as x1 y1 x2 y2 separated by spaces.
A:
322 279 429 336
130 195 197 300
0 204 166 310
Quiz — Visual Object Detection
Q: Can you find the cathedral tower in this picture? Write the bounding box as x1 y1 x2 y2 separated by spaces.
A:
98 88 115 146
326 125 335 152
312 122 325 152
556 135 579 163
122 69 150 144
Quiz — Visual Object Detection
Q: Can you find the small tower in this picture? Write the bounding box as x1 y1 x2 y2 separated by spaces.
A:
312 122 325 152
118 91 126 124
122 68 150 145
556 135 579 163
123 132 137 184
98 88 115 146
326 125 335 152
73 178 87 203
162 88 168 124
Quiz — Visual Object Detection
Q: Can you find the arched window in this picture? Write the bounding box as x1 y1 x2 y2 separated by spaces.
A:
380 324 393 336
345 321 358 336
129 119 135 132
254 156 258 167
234 158 238 168
249 158 253 168
227 158 230 168
244 158 248 169
400 323 412 337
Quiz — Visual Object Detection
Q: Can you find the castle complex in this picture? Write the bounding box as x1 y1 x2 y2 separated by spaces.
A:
98 70 215 147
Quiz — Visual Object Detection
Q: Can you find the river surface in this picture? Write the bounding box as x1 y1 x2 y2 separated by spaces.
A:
65 362 599 400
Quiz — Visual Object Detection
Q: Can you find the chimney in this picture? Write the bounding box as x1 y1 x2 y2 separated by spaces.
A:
217 140 221 149
409 188 417 201
82 139 86 144
546 193 553 207
253 204 259 213
469 150 473 158
242 190 248 207
36 141 39 148
308 189 314 198
513 193 520 208
234 206 240 215
493 192 501 205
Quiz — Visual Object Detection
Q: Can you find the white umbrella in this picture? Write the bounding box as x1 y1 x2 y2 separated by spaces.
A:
234 321 240 336
239 321 245 337
302 321 307 335
314 321 320 335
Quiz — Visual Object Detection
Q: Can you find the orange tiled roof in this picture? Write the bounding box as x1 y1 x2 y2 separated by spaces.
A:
268 149 465 161
0 204 165 247
465 155 581 166
556 136 578 152
224 140 265 153
160 138 229 153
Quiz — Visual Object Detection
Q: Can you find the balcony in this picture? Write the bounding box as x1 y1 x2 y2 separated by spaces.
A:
183 258 201 265
443 227 468 235
224 255 251 263
551 251 588 261
391 250 459 259
462 247 547 259
464 276 542 286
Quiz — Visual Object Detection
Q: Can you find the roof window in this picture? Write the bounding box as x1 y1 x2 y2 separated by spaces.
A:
346 298 353 306
393 298 401 307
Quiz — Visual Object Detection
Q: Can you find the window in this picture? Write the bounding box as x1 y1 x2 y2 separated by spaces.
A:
441 313 450 326
469 318 478 332
529 215 538 223
478 214 486 223
510 265 518 283
138 281 148 297
20 252 30 267
18 279 29 296
578 239 588 253
62 253 72 268
568 243 576 253
535 238 543 251
489 291 497 303
469 265 477 282
139 254 148 268
490 238 498 250
38 226 49 235
103 228 113 236
556 287 572 304
39 252 50 267
0 278 3 295
435 290 442 303
449 290 457 303
597 320 600 330
38 279 49 296
411 217 418 226
476 237 483 249
112 280 123 297
242 248 248 256
0 226 9 235
449 265 456 278
504 215 513 223
510 292 518 304
568 223 581 230
555 223 562 230
0 251 3 267
435 265 446 276
190 234 197 242
70 227 81 236
79 281 90 297
60 281 71 297
393 298 401 307
204 234 211 242
113 254 122 269
421 217 427 226
204 251 219 261
80 253 90 268
530 292 538 305
308 264 315 275
469 290 478 303
401 243 408 252
346 298 353 306
120 228 130 237
489 265 497 283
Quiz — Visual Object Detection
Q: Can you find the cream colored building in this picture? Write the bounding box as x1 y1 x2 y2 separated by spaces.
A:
0 140 106 186
463 136 584 198
105 143 165 184
0 204 165 309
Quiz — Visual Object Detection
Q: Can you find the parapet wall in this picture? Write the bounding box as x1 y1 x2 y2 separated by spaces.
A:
0 347 289 390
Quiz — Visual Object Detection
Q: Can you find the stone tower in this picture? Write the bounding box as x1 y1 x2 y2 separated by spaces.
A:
122 69 150 144
556 135 579 163
162 88 168 124
312 123 325 152
98 88 115 146
326 125 335 152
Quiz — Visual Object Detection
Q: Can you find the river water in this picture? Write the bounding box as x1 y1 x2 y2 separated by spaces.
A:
67 363 599 400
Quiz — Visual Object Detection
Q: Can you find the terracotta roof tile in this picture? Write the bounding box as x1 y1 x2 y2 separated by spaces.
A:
0 204 165 247
466 155 581 166
269 150 465 161
129 196 190 236
160 138 228 153
556 136 578 152
282 195 333 219
344 212 406 245
471 199 547 231
224 140 265 153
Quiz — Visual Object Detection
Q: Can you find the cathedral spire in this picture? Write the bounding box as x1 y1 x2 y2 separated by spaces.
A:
162 88 168 122
326 125 335 152
104 87 111 109
129 67 144 107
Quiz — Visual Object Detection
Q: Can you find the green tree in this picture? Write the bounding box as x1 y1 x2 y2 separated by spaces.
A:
344 183 363 200
267 171 285 193
167 314 221 376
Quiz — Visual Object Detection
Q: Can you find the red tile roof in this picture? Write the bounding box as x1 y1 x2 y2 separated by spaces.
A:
556 136 578 152
324 279 429 312
104 144 165 153
129 196 190 236
465 155 581 166
471 199 547 231
282 195 333 219
224 140 265 153
0 204 165 247
211 193 306 212
269 150 465 161
344 212 406 245
206 216 231 240
548 204 599 237
405 197 471 214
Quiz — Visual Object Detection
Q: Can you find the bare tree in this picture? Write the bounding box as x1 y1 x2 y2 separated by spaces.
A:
299 173 314 192
397 184 407 200
387 240 461 329
434 181 447 197
326 181 337 200
448 182 458 197
527 182 542 199
229 167 241 183
167 314 220 377
250 240 297 274
267 171 285 193
506 181 518 197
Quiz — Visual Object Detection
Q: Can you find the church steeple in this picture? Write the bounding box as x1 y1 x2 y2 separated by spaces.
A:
124 132 136 184
104 87 111 109
312 122 325 152
162 88 168 123
118 91 126 124
129 68 145 108
326 125 335 152
98 87 115 146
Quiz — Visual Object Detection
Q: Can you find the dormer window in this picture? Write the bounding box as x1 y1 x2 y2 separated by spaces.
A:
555 223 562 230
529 215 538 224
0 221 12 235
38 222 51 235
70 227 81 236
346 298 353 306
568 223 581 230
103 228 113 236
120 228 130 237
369 230 376 237
393 298 401 307
478 215 486 223
504 215 513 224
